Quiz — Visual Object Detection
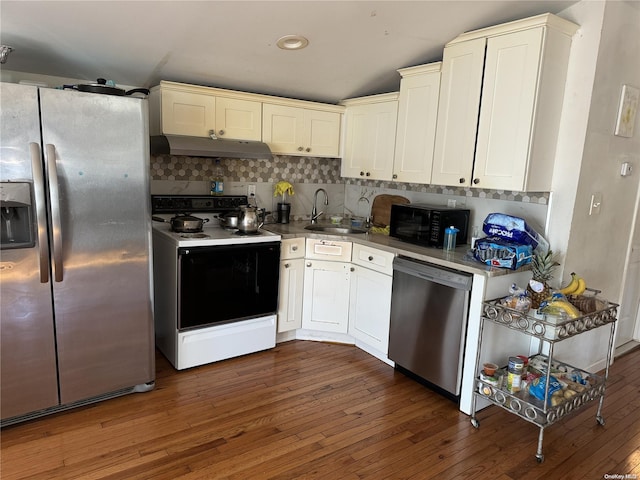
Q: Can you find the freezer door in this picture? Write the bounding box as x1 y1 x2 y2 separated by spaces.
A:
0 83 59 420
39 88 155 404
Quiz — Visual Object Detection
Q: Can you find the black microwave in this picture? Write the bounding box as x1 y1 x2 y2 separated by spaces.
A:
389 204 470 248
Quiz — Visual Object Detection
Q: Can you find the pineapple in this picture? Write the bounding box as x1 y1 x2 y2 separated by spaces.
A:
526 249 558 309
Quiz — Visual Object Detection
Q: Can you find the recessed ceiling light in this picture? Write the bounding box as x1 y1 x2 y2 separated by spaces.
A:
276 35 309 50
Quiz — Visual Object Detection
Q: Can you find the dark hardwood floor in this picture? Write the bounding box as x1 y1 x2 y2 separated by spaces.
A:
2 340 639 479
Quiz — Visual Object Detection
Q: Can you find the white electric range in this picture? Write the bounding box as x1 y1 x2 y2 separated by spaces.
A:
151 195 282 370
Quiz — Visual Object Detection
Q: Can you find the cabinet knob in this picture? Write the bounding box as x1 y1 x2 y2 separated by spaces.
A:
473 178 480 185
305 147 311 153
350 267 355 272
218 129 225 136
298 146 304 152
360 171 365 176
368 255 374 261
306 262 312 267
365 172 370 177
392 174 398 179
459 178 465 184
292 245 298 251
284 263 290 268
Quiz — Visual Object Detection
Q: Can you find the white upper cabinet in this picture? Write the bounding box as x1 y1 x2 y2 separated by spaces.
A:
149 81 262 141
432 13 578 191
431 39 486 187
393 63 442 184
262 104 342 157
340 93 399 181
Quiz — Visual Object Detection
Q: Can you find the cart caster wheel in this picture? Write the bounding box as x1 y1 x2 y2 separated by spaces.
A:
536 454 544 463
471 418 479 429
597 416 605 426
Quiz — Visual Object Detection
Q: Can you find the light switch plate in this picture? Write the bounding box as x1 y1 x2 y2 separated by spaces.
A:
589 193 602 215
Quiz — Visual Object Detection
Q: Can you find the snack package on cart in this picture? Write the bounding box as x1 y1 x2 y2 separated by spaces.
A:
482 213 550 254
499 283 532 311
473 236 532 269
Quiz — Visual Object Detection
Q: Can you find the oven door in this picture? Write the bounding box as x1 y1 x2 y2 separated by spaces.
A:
178 241 280 330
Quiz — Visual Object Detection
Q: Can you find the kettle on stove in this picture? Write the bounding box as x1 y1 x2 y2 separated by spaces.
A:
237 205 264 233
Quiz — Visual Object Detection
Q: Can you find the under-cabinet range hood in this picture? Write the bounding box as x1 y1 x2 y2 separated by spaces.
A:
150 135 272 159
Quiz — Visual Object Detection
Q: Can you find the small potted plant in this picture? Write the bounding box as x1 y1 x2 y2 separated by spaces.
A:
273 181 294 224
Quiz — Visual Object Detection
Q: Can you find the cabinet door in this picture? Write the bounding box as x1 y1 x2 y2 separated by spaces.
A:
161 89 216 137
348 266 392 354
393 69 441 184
472 28 543 190
341 101 398 180
431 38 486 187
262 104 304 154
302 260 351 333
215 97 262 141
305 110 341 157
277 258 304 333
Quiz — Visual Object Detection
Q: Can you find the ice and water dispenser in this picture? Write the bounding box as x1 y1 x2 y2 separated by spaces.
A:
0 182 35 249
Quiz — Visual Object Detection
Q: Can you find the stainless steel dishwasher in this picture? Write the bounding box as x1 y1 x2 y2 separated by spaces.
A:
388 256 473 399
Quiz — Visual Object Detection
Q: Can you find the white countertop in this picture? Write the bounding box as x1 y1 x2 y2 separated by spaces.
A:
263 221 528 277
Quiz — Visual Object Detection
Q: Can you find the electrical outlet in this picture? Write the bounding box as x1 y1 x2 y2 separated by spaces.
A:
248 184 256 197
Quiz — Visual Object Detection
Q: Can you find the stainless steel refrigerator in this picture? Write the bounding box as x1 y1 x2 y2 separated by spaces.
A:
0 82 155 425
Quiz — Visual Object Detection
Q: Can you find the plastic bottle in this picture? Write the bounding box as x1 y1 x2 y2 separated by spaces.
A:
471 225 481 249
444 226 459 251
214 159 224 196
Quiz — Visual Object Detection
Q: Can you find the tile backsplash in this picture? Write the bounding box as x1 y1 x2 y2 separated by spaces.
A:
150 154 550 206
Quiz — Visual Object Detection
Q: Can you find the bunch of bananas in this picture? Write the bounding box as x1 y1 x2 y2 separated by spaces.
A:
558 272 587 296
539 297 581 319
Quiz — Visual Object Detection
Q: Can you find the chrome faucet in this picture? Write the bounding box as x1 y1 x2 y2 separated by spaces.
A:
311 188 328 224
357 196 371 228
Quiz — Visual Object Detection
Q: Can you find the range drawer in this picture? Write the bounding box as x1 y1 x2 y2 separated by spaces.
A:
352 243 395 275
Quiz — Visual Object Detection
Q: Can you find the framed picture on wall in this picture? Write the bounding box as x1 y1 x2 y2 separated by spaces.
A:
614 84 639 138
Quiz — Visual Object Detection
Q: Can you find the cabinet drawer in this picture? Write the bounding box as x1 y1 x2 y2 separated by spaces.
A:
305 238 352 262
352 243 394 275
281 237 305 260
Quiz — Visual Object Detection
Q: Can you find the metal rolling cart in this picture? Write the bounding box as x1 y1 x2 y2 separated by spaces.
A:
469 295 618 463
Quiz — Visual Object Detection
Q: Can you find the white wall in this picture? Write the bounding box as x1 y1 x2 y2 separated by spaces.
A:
552 0 640 369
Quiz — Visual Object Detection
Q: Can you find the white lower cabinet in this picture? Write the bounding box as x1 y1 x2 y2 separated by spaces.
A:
348 244 394 357
277 238 305 333
285 238 395 364
301 238 353 334
302 259 351 333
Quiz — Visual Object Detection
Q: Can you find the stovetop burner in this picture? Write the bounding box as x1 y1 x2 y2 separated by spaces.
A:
179 233 210 239
235 230 263 236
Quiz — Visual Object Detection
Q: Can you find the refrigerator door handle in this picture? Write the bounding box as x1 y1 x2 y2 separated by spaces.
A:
30 142 49 284
45 143 64 282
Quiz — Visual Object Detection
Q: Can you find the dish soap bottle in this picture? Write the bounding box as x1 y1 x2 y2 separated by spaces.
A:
212 159 224 196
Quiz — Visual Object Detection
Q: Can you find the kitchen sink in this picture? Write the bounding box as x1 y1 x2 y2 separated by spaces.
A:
304 224 368 235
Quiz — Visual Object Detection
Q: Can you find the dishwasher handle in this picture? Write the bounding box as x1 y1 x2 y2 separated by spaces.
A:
393 256 472 291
